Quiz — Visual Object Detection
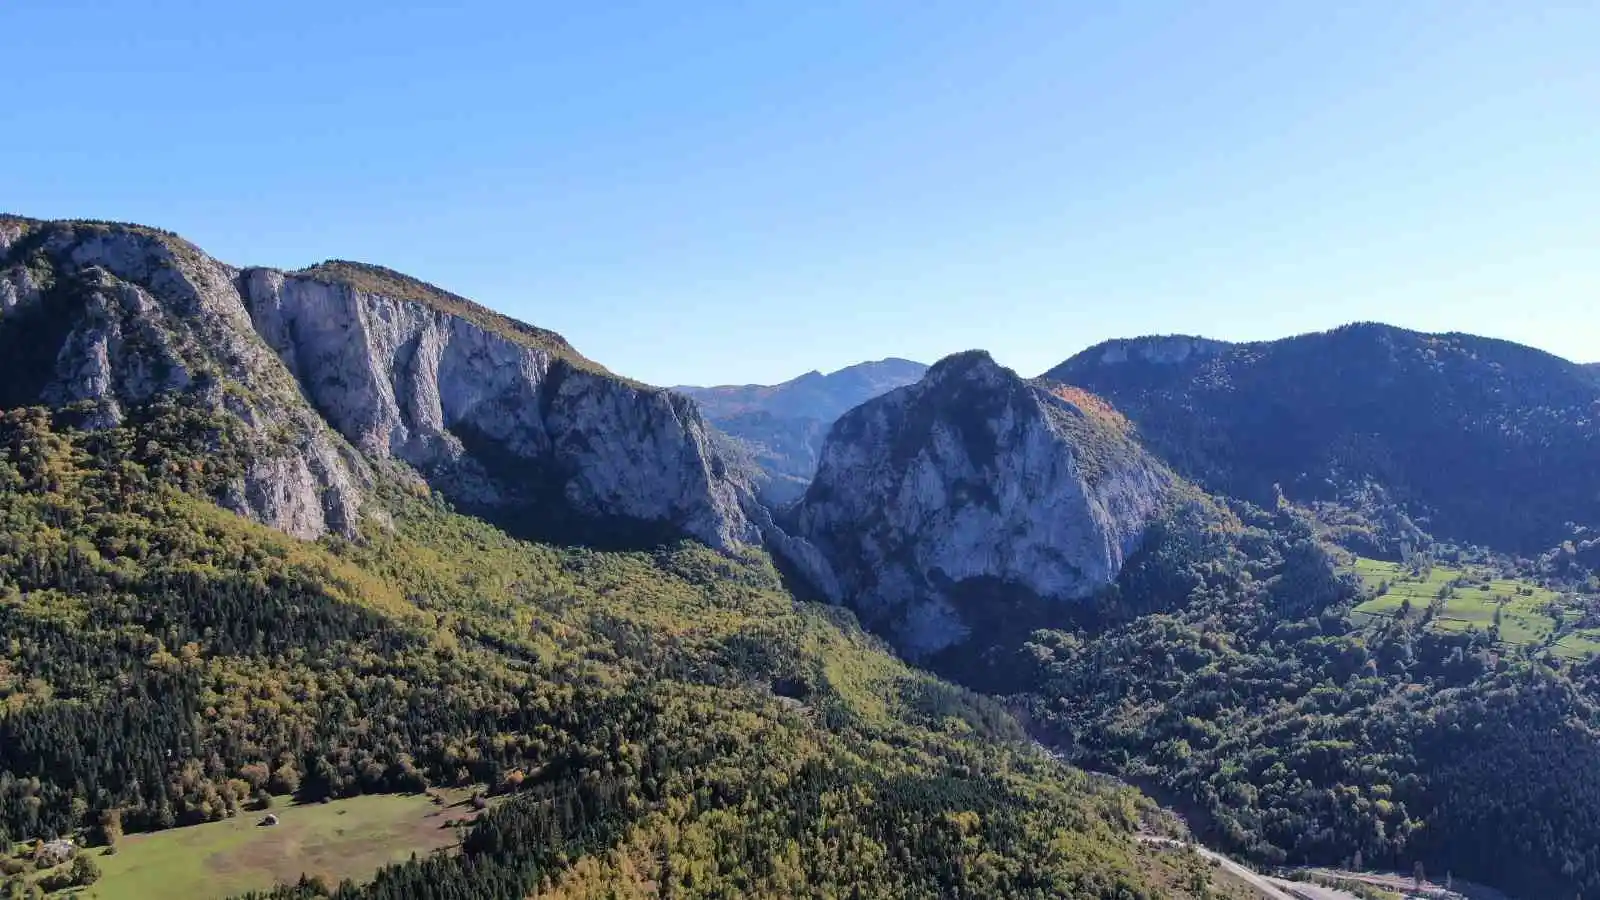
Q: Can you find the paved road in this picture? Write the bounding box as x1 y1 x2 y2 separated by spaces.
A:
1031 744 1362 900
1140 837 1303 900
1265 876 1367 900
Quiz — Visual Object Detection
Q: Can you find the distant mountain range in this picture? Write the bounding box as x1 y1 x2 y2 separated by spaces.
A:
675 358 928 503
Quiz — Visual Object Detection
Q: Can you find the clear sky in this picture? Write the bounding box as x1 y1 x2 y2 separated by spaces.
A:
3 2 1596 386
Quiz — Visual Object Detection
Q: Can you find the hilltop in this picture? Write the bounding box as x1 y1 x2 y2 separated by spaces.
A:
1047 322 1600 554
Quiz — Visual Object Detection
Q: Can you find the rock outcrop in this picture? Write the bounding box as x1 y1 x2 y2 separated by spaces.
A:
788 351 1174 657
239 265 758 549
0 217 760 551
0 219 367 539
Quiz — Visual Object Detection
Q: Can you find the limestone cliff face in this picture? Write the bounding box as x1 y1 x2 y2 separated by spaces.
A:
789 351 1173 657
0 218 759 551
0 220 367 539
238 267 758 550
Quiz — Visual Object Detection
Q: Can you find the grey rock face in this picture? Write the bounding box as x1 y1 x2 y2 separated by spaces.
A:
0 224 369 539
790 351 1173 657
2 218 759 551
238 269 759 550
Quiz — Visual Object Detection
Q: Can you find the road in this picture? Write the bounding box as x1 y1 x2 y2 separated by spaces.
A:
1138 837 1363 900
1034 743 1364 900
1264 876 1369 900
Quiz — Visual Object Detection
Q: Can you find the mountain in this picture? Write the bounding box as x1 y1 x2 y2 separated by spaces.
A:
678 357 928 422
676 358 927 503
0 215 1222 900
13 213 1600 899
0 216 760 551
1046 323 1600 553
787 351 1175 660
783 337 1600 898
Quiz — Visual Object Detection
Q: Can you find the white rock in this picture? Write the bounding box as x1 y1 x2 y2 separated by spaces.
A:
791 351 1173 657
10 220 762 551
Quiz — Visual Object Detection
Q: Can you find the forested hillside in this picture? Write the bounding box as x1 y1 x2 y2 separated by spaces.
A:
1010 500 1600 899
0 215 1251 899
1047 324 1600 553
9 213 1600 900
0 402 1221 898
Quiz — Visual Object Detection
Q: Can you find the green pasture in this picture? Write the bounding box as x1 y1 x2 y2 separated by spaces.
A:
1347 557 1600 660
13 791 479 900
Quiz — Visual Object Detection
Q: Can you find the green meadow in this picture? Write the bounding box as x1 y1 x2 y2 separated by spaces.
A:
15 791 480 900
1347 557 1600 659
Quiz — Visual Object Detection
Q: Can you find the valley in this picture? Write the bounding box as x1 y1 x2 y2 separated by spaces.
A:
4 215 1600 899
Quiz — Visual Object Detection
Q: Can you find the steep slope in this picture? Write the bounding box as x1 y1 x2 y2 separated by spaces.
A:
0 216 758 551
0 217 368 539
1047 323 1600 553
676 358 927 504
0 404 1229 900
789 351 1175 659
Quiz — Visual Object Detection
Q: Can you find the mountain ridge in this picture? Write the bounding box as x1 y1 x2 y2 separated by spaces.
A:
675 356 927 417
0 211 1230 900
1047 320 1600 553
10 211 1600 899
0 214 761 551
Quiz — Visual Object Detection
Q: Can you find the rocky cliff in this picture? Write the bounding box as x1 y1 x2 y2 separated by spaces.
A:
0 216 759 550
0 217 368 539
788 350 1174 658
238 262 758 549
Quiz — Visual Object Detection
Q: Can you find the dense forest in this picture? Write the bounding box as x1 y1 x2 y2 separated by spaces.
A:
1048 323 1600 553
1008 499 1600 899
0 400 1217 898
7 216 1599 900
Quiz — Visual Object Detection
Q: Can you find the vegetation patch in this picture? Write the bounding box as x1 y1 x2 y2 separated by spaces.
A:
75 793 477 900
1348 556 1600 659
0 404 1204 900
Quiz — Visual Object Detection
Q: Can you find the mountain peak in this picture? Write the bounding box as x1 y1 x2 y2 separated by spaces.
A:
1 213 761 551
791 352 1173 658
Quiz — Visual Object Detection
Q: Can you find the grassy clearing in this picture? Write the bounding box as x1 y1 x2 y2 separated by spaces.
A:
42 791 480 900
1347 557 1600 659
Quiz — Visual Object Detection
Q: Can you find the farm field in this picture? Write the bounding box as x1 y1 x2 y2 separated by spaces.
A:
22 791 480 900
1347 557 1600 659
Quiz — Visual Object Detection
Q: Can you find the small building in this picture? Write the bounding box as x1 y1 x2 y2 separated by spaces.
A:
35 838 75 866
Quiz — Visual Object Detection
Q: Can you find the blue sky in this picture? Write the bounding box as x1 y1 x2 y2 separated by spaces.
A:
3 2 1596 385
